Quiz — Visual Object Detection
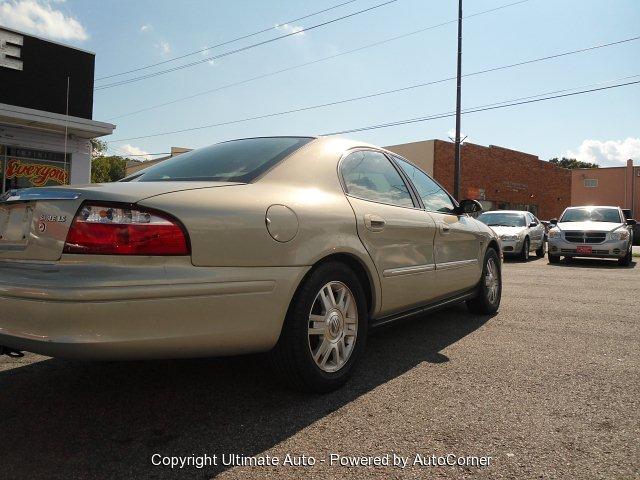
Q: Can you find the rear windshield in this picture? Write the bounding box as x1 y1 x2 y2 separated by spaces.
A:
129 137 314 183
560 207 621 223
477 212 526 227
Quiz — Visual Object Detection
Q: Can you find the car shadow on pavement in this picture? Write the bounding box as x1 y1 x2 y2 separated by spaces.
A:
0 304 491 480
547 258 636 269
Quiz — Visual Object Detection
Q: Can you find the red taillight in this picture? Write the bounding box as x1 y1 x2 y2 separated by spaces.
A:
63 203 190 255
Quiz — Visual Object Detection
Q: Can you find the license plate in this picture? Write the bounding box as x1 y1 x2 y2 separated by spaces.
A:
576 245 592 254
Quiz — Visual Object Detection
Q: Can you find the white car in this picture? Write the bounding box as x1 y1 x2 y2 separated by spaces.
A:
477 210 546 261
547 206 635 266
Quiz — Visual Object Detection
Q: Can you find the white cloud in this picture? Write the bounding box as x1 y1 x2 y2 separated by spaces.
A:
140 23 152 33
564 138 640 167
119 144 152 161
0 0 88 41
274 23 305 36
156 40 171 56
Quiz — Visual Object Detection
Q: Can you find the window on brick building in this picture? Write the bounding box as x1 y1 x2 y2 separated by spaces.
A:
584 179 598 188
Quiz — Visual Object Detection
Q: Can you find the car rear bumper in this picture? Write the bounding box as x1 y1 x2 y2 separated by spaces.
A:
548 238 629 258
0 256 309 360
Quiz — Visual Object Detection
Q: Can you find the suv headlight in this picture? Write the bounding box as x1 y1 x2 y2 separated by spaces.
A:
548 229 562 238
609 229 630 241
500 234 519 241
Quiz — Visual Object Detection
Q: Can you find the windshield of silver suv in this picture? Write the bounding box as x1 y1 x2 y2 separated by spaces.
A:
560 207 621 223
477 212 526 227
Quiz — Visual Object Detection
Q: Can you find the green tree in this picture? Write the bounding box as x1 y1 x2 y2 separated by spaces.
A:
91 156 127 183
90 138 108 158
89 138 127 183
549 157 599 169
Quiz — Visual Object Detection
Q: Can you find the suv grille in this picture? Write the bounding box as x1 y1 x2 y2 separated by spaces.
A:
564 231 607 244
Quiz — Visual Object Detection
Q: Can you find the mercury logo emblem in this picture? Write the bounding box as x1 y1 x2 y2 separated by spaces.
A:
327 312 341 337
0 28 23 71
37 221 46 233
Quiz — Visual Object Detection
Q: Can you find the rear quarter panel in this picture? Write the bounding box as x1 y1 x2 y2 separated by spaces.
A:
137 138 386 316
139 182 369 268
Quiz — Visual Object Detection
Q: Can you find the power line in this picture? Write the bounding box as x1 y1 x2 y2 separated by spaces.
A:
323 78 640 136
107 0 532 120
108 36 640 143
94 0 400 90
109 78 640 157
96 0 359 81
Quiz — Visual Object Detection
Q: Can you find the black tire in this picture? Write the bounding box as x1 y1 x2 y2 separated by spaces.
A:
536 237 546 258
565 256 574 264
466 248 502 315
618 246 632 266
548 254 560 264
269 261 368 393
520 237 530 262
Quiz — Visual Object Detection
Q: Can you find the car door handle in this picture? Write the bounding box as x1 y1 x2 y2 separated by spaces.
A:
440 223 451 234
364 214 386 232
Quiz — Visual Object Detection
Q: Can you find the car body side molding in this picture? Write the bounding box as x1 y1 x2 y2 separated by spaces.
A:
370 288 477 328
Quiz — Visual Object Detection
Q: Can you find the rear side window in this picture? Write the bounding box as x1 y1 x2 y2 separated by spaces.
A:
394 157 455 213
132 137 313 183
341 150 414 208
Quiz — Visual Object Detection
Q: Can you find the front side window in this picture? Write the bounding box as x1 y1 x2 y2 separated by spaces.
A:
341 150 414 208
560 207 622 223
477 212 526 227
131 137 314 183
394 157 455 213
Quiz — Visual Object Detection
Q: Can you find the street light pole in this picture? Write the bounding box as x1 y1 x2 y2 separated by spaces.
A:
453 0 463 200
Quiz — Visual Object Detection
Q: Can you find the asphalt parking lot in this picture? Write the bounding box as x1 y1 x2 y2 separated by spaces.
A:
1 256 638 479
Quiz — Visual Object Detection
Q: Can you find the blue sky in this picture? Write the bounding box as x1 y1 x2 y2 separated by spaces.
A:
1 0 639 165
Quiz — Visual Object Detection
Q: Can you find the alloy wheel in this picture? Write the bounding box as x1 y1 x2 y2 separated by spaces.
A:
485 258 500 305
307 281 358 373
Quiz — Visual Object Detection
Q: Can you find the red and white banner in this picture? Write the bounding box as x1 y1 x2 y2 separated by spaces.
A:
5 159 69 187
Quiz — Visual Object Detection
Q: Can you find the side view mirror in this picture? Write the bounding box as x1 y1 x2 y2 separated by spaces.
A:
529 222 537 228
627 218 637 226
458 199 483 214
549 218 558 225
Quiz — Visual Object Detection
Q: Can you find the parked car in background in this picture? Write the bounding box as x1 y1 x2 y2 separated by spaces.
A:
548 206 635 266
622 209 640 245
0 136 502 392
477 210 546 261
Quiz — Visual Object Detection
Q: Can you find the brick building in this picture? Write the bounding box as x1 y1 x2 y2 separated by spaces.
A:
385 139 571 219
571 159 639 218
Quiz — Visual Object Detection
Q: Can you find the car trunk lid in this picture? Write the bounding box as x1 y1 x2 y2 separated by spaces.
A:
0 181 241 261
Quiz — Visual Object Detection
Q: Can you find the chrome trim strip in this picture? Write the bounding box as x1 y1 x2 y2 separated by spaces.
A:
436 259 478 271
1 189 80 203
0 279 276 302
383 263 435 278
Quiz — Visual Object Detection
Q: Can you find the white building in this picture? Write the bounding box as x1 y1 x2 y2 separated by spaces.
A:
0 26 115 193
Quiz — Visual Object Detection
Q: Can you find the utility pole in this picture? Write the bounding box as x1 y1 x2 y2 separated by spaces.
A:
453 0 463 200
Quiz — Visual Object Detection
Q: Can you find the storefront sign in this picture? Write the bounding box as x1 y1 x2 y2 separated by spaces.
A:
0 28 23 71
5 159 69 187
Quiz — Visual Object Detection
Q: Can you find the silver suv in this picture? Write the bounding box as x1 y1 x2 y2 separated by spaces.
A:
548 206 636 266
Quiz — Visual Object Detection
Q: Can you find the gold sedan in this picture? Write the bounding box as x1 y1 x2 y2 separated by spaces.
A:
0 136 501 392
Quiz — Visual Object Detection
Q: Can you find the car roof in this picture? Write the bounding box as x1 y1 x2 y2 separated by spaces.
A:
565 206 620 209
482 210 528 215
